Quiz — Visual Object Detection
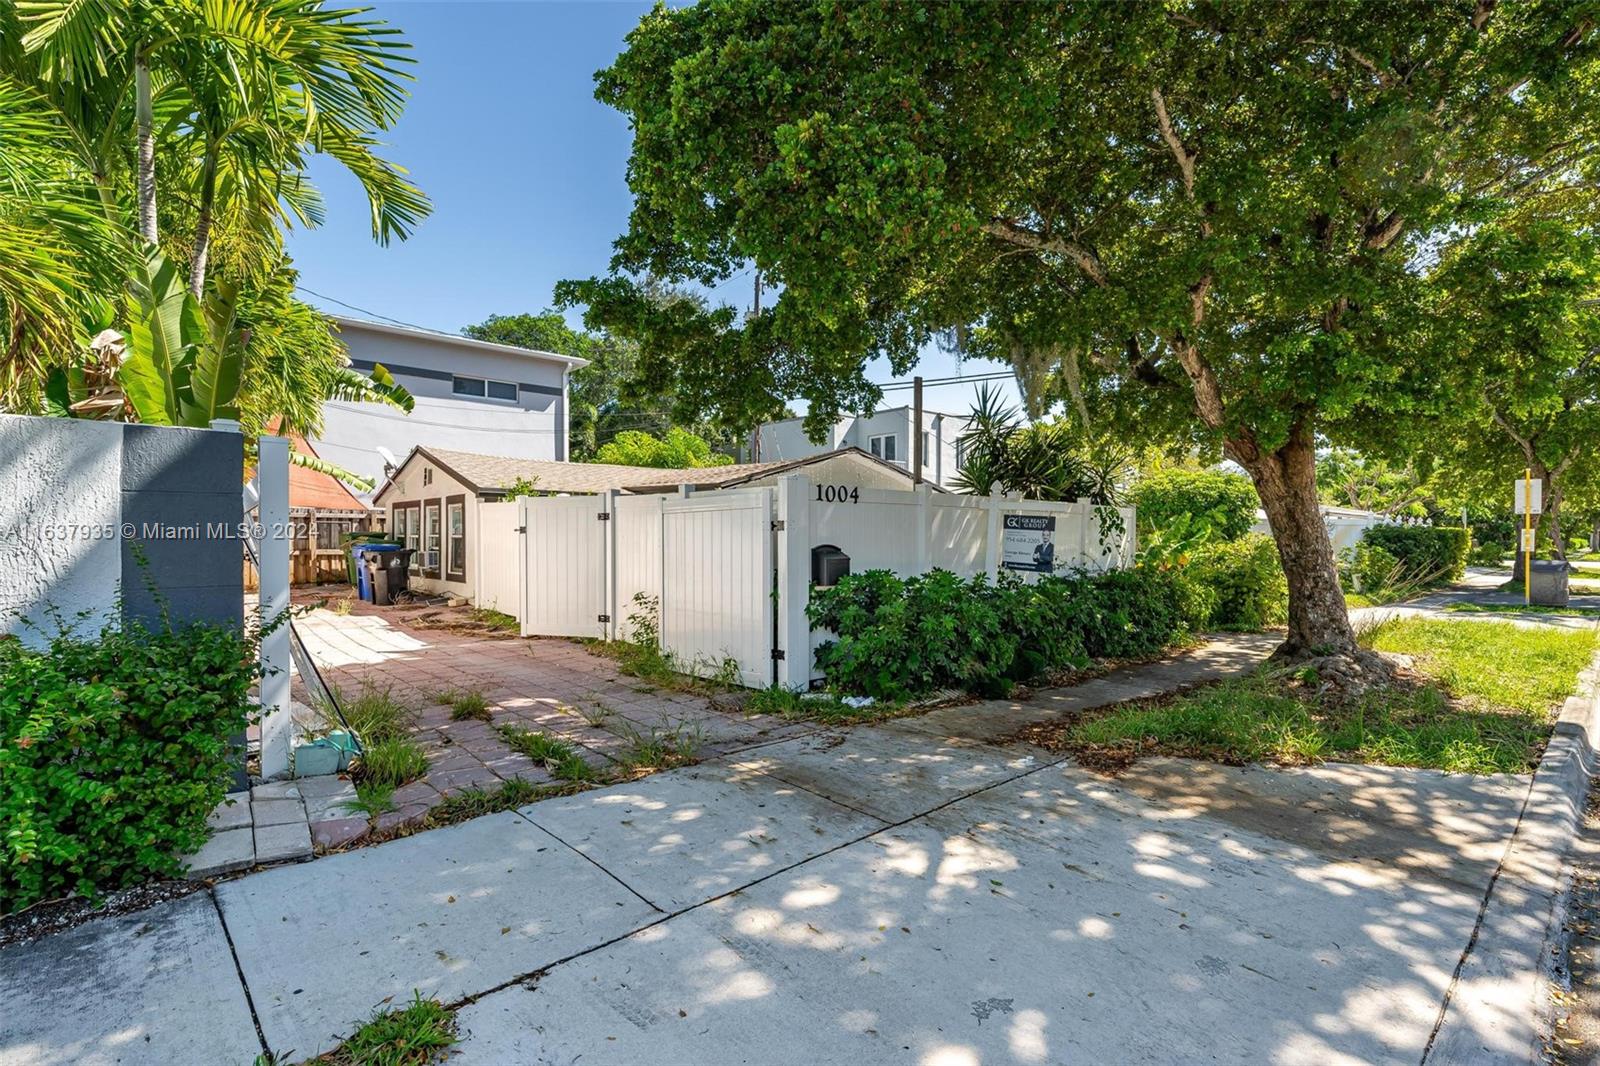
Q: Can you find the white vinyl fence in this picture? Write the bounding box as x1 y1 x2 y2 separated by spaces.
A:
500 475 1135 689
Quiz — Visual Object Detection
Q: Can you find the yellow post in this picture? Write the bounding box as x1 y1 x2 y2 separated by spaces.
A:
1524 466 1533 605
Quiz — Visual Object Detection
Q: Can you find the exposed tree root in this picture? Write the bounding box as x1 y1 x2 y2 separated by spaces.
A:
1265 642 1398 702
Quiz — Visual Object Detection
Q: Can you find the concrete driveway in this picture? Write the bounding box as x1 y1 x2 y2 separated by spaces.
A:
0 634 1565 1065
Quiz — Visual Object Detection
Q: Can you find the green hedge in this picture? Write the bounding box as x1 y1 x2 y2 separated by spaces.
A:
1181 533 1288 631
1132 469 1259 542
1 619 259 913
1359 525 1470 584
807 567 1188 701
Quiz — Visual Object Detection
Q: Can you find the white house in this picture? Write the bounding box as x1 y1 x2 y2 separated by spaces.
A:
371 444 928 604
312 316 588 499
752 405 974 489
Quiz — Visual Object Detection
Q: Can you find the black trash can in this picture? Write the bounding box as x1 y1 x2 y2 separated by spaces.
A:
1530 560 1571 607
384 548 415 597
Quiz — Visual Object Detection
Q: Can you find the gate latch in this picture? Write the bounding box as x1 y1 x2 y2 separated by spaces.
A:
598 613 611 623
597 512 611 521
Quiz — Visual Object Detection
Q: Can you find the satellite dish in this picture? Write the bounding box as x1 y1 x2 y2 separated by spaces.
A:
377 446 398 475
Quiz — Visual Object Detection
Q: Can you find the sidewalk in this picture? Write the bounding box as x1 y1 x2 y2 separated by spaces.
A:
0 630 1580 1066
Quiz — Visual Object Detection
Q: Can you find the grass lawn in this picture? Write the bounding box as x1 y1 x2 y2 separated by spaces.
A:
1446 603 1600 619
1062 618 1597 775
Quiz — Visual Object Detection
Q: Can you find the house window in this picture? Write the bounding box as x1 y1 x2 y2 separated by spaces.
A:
921 431 931 467
446 499 466 578
423 501 442 575
398 505 420 570
452 375 518 401
955 437 971 471
869 433 898 462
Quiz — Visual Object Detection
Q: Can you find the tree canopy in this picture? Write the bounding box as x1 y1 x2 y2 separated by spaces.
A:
593 427 733 469
574 0 1600 669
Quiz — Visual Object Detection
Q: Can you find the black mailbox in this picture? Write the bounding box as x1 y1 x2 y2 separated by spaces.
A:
812 544 850 587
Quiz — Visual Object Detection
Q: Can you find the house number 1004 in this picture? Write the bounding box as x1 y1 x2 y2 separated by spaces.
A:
816 485 860 503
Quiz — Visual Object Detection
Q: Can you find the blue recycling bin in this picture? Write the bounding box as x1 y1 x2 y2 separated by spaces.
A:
352 543 399 602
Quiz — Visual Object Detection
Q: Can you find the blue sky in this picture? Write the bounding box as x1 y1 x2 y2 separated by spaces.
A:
286 1 1020 419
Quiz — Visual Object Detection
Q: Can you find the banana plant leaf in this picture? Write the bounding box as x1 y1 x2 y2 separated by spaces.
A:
121 252 198 426
183 279 244 424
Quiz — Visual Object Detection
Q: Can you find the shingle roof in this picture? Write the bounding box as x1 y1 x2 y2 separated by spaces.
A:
382 445 921 499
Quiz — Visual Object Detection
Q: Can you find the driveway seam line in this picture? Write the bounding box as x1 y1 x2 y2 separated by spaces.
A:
1418 771 1540 1064
515 812 666 914
442 744 1078 1014
207 886 271 1060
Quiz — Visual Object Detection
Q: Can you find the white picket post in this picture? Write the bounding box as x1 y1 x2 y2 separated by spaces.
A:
603 489 619 641
983 482 1003 579
775 474 813 691
255 432 292 780
914 482 931 575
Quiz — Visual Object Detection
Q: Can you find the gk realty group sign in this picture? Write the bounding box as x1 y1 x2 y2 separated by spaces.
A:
1002 514 1057 573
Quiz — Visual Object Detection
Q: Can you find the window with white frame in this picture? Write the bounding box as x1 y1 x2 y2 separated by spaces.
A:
446 501 465 577
423 502 441 574
398 506 420 570
452 375 518 401
868 433 898 462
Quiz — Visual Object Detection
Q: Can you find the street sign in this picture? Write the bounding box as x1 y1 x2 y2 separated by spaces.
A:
1514 478 1543 514
1522 528 1538 552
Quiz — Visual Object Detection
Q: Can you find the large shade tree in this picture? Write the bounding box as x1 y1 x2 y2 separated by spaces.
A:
570 0 1600 677
1424 218 1600 562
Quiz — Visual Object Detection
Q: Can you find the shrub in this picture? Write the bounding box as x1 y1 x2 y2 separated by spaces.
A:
809 567 1189 700
1132 469 1259 542
1 618 260 913
1359 525 1470 584
1349 542 1402 593
1181 533 1288 631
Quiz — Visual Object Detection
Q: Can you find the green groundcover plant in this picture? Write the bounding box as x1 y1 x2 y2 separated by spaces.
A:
1 616 261 913
808 567 1189 701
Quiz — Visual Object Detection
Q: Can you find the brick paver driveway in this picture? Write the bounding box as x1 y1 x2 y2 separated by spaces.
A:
291 593 806 832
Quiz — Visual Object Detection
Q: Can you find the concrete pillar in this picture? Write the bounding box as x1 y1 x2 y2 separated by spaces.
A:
256 433 292 780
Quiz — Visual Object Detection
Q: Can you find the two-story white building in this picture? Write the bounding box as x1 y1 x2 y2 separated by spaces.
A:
312 316 587 499
752 405 974 489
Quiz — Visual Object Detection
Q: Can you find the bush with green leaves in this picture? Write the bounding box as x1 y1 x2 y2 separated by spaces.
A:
1132 469 1259 542
1359 525 1470 585
1179 533 1288 631
808 567 1188 700
1 618 260 913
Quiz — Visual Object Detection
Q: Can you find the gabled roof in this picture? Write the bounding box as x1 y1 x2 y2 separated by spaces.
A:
373 445 932 504
331 315 590 368
264 421 370 512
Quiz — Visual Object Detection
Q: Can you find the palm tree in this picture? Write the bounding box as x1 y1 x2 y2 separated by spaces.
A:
17 0 430 298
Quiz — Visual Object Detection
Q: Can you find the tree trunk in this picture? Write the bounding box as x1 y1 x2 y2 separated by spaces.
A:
1545 470 1567 563
135 56 158 246
1230 428 1359 659
188 148 218 300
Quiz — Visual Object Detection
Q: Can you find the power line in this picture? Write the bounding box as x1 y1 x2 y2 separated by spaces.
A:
295 285 461 338
876 370 1016 391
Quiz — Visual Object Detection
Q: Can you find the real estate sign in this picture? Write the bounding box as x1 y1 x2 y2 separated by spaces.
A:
1002 514 1056 573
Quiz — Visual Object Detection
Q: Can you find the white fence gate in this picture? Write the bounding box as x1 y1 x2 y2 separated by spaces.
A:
476 500 522 617
660 488 774 688
498 474 1136 690
520 493 608 638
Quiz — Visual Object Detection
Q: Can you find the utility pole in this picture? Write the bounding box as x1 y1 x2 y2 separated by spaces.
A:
912 375 924 485
750 270 763 462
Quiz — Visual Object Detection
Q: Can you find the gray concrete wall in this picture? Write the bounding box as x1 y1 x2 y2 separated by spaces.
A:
314 321 572 496
120 423 244 630
0 414 243 646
